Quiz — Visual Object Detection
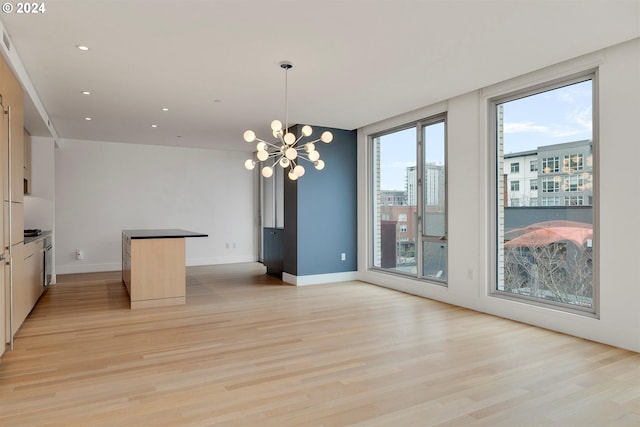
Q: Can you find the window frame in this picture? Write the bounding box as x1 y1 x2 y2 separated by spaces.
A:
368 113 448 285
488 70 599 317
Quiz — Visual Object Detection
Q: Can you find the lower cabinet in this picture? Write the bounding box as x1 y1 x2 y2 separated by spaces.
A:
263 228 284 275
13 240 43 335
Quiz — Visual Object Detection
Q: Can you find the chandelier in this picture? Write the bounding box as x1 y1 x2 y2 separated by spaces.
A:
243 62 333 181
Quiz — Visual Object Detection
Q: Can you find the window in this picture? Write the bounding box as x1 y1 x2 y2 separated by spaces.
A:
371 114 447 283
510 181 520 191
542 157 559 173
564 195 584 206
541 177 560 193
510 198 520 207
493 75 595 313
541 196 562 206
564 175 584 192
510 162 520 173
564 154 584 172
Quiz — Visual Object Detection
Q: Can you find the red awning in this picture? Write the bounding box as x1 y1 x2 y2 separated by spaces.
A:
505 220 592 248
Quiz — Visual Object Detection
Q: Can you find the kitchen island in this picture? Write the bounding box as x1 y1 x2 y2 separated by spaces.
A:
122 229 207 309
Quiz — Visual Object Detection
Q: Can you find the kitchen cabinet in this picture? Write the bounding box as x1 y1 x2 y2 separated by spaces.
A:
263 227 284 275
1 55 24 204
3 200 23 246
1 52 26 351
23 129 30 194
122 230 207 309
14 239 43 332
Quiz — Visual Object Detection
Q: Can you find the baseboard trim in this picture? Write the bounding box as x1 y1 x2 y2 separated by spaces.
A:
282 271 358 286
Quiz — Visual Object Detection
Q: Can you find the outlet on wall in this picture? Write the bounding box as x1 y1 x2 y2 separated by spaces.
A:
341 253 346 261
76 249 84 260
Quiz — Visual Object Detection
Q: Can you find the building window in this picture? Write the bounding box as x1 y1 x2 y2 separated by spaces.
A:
564 175 584 192
530 161 538 172
564 154 584 172
542 157 560 173
541 196 562 206
541 177 560 193
510 181 520 192
493 75 595 313
510 162 520 173
564 195 584 206
371 114 447 283
510 198 520 207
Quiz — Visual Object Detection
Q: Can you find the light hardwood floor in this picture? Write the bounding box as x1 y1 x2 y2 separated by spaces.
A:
1 263 638 426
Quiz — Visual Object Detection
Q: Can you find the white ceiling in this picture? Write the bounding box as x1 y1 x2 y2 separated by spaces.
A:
1 0 638 153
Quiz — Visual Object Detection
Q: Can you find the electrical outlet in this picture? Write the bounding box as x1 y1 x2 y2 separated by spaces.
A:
76 249 84 260
341 253 346 261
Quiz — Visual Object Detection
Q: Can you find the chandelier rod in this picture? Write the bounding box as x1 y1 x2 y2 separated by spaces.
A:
281 62 293 135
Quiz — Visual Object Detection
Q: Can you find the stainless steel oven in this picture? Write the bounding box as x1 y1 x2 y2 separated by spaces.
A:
44 236 52 287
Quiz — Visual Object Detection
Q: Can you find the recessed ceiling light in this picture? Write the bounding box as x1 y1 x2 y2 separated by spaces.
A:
151 124 158 128
84 117 92 121
81 91 91 95
161 107 169 112
76 45 89 51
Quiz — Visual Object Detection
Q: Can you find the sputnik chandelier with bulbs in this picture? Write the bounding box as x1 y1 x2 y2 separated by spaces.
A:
243 62 333 181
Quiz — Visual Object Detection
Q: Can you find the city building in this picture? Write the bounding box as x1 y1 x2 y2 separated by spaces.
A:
504 140 593 207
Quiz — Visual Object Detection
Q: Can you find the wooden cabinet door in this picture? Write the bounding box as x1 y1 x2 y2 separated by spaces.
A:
0 55 24 204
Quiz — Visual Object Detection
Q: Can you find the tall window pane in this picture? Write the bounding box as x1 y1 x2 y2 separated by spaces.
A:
372 127 417 274
422 120 446 280
495 78 594 311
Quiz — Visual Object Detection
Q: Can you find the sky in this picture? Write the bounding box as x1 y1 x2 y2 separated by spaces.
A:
377 79 593 190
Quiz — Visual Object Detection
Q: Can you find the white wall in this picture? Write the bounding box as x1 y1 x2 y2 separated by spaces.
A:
358 38 640 352
23 136 55 230
55 139 258 274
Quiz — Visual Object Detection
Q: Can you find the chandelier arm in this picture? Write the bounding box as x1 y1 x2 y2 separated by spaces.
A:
295 155 316 164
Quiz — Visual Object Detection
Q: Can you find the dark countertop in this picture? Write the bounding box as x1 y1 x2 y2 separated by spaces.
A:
122 229 208 239
24 230 52 245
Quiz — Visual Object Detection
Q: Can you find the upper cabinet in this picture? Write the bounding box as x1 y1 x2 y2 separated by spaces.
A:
23 129 31 195
0 55 24 203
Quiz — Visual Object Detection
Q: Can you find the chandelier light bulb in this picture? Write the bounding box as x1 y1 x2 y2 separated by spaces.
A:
308 150 320 162
284 132 296 145
271 120 283 132
262 166 273 178
294 165 305 177
321 131 333 143
314 159 325 170
243 130 256 142
244 159 256 170
273 130 282 139
288 170 299 180
301 125 312 137
285 147 298 160
257 150 269 161
256 141 267 151
279 157 290 168
305 142 315 152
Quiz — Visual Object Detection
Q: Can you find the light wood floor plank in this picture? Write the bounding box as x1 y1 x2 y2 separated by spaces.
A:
1 263 638 426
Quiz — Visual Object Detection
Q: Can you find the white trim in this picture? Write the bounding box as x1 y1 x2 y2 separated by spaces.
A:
282 271 358 286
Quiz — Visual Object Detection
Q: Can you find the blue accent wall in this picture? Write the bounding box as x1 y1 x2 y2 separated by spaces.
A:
283 126 357 276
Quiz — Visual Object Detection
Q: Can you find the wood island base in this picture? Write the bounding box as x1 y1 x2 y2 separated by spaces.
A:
122 229 207 309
